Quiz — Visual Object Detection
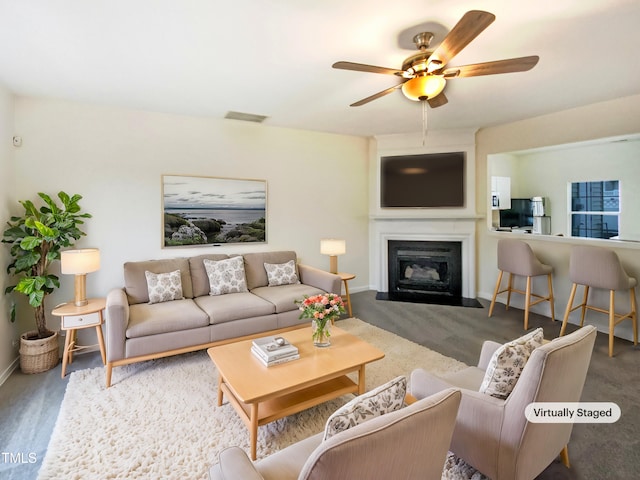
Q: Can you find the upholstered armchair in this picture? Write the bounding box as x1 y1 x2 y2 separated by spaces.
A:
410 326 597 480
209 388 461 480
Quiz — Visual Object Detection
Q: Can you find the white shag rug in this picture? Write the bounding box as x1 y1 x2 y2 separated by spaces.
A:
39 318 488 480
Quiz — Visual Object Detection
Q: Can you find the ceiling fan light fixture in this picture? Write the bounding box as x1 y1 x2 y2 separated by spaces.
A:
427 59 443 73
401 75 446 101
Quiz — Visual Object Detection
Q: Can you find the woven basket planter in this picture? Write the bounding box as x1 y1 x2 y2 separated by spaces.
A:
19 331 59 374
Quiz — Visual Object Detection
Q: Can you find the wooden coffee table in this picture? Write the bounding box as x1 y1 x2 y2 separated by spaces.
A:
207 325 385 460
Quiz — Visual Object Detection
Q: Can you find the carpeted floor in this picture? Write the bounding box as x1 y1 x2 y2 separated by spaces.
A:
38 318 470 480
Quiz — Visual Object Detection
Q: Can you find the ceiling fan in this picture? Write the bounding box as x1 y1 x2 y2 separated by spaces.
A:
333 10 539 108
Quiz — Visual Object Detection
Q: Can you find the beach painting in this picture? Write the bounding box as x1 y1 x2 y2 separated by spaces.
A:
162 175 267 247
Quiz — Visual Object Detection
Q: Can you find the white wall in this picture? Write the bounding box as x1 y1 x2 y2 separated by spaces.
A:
476 93 640 341
4 97 370 372
0 85 16 383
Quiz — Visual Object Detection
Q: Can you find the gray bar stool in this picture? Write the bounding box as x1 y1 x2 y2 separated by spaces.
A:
560 245 638 357
489 238 555 330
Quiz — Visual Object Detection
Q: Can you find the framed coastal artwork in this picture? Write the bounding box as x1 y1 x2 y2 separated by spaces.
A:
162 175 267 247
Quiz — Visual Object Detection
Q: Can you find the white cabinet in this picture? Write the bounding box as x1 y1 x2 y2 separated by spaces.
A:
491 176 511 210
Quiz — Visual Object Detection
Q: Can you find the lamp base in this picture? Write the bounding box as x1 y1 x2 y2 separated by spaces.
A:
74 274 88 307
329 256 338 274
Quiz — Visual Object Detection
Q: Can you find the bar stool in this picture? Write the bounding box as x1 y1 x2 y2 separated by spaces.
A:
489 238 555 330
560 245 638 357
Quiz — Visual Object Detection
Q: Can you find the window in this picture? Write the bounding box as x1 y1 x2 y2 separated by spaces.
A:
570 180 619 239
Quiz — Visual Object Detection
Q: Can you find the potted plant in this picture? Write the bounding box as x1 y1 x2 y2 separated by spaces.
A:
2 192 91 373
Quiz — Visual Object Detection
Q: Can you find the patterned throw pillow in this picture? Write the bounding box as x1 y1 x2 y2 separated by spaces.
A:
264 260 299 286
479 328 544 399
145 270 184 304
323 376 407 441
203 256 248 296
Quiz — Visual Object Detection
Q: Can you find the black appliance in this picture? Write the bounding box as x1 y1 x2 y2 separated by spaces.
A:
499 198 533 228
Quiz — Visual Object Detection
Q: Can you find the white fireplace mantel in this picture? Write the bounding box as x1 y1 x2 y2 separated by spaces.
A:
370 217 477 298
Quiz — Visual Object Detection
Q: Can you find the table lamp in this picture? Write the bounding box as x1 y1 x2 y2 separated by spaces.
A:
61 248 101 306
320 239 346 274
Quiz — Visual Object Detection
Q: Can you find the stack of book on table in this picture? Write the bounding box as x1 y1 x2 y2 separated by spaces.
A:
251 335 299 367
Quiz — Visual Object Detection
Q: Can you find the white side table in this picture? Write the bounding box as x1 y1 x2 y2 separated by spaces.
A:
51 297 107 378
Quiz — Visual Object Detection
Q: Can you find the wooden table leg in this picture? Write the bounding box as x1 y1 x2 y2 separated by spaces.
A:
250 403 259 461
217 375 225 407
357 364 366 394
61 330 72 378
343 279 353 317
68 329 76 364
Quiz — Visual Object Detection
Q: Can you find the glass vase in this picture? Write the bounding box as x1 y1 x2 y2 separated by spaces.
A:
312 319 331 347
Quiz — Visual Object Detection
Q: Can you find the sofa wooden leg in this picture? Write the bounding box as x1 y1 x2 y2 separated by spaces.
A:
560 445 570 468
106 363 113 388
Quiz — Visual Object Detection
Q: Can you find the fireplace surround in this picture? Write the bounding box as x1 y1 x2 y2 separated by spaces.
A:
370 217 477 301
388 240 462 298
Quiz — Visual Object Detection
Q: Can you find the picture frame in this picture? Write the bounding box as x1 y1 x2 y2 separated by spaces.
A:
162 175 267 247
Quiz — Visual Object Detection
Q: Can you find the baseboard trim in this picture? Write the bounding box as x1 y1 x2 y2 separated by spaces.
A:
0 356 20 387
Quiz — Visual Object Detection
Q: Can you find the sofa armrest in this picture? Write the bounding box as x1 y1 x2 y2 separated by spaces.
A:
105 288 130 362
210 447 264 480
477 340 502 370
298 264 341 294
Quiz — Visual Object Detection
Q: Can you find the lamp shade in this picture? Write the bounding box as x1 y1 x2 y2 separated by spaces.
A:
61 248 101 275
320 239 346 256
401 75 446 101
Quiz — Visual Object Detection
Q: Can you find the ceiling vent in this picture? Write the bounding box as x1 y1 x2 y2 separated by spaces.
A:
224 111 269 123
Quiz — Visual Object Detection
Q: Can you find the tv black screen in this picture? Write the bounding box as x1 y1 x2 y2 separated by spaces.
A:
380 152 465 208
499 198 533 228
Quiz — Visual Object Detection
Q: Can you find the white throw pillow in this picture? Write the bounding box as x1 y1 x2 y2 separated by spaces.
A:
203 256 248 296
479 327 544 399
264 260 299 286
323 376 407 441
145 270 184 304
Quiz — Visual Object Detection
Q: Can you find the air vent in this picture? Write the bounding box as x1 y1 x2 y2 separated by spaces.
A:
224 111 269 123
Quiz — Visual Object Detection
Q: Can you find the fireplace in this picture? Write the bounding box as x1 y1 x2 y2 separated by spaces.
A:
388 240 462 298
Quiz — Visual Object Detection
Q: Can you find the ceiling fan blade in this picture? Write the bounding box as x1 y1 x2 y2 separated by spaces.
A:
429 10 495 68
442 55 539 78
428 93 448 108
350 83 404 107
333 61 405 76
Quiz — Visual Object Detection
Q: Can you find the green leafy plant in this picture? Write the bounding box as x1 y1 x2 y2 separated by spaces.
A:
2 192 91 339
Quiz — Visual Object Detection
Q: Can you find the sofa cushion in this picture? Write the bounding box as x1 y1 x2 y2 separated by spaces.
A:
479 327 544 399
264 260 300 286
204 256 248 295
243 251 297 290
126 299 210 338
189 254 230 297
323 376 407 440
145 270 184 304
124 258 193 305
194 292 275 325
251 284 324 314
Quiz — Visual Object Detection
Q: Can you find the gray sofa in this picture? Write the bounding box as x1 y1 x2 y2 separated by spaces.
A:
105 251 341 387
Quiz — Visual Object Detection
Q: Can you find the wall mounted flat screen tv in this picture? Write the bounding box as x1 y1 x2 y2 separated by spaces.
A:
380 152 465 208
